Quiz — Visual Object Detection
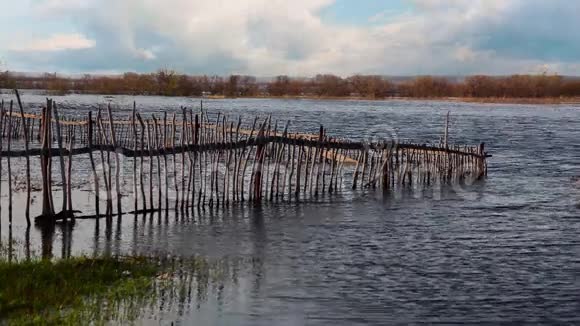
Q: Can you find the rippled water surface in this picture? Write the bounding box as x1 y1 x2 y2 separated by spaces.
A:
1 93 580 324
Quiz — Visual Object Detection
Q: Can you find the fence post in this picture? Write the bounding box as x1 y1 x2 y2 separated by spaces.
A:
14 90 31 225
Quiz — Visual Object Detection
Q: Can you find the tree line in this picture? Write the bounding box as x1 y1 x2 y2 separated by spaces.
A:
1 70 580 98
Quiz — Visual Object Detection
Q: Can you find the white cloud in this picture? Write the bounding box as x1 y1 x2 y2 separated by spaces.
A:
454 47 477 62
10 33 95 52
4 0 580 75
134 48 156 61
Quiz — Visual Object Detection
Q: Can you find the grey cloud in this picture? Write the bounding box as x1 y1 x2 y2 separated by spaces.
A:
466 0 580 62
6 0 580 75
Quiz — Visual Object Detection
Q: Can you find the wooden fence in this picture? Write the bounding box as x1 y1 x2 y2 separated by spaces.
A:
0 93 489 227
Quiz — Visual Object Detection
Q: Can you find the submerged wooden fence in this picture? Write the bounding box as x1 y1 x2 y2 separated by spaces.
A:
0 93 489 227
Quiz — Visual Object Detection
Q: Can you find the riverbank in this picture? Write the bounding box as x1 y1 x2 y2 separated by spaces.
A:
4 89 580 105
0 255 162 325
452 96 580 105
245 95 580 105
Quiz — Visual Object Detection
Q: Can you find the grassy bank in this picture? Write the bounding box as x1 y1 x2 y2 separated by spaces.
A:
0 256 162 325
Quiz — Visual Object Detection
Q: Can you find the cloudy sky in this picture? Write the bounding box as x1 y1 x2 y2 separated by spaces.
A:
0 0 578 76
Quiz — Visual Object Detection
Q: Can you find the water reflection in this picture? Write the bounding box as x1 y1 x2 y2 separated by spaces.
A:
60 222 74 259
39 222 55 259
137 255 256 325
250 205 266 297
8 225 12 262
24 226 30 260
3 211 262 325
33 253 254 325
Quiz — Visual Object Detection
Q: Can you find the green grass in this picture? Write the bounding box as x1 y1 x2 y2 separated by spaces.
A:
0 256 162 325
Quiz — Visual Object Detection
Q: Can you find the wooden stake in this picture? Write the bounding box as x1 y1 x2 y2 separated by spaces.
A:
14 90 31 225
7 101 13 224
163 112 169 214
136 114 147 213
67 126 74 221
171 113 179 212
0 100 4 231
146 120 154 212
87 111 100 218
52 103 68 219
444 111 450 148
106 104 122 219
96 109 112 219
152 115 162 213
132 102 138 215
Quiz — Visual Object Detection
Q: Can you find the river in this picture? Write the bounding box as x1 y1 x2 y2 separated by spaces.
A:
1 93 579 324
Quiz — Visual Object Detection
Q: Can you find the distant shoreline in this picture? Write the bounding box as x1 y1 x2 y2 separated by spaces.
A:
203 95 580 105
5 89 580 105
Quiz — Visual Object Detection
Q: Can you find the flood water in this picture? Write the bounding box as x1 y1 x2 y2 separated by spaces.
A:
1 92 580 324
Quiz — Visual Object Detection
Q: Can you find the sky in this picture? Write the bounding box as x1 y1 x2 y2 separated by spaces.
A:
0 0 579 76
